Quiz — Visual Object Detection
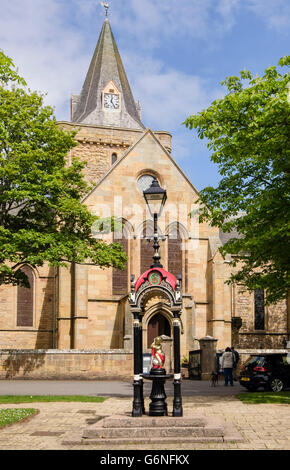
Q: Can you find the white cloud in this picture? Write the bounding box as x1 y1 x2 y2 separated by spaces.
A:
110 0 240 45
122 52 220 132
0 0 91 119
109 0 289 48
245 0 290 31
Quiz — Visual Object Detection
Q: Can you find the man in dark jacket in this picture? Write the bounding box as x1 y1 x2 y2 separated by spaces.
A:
231 346 240 381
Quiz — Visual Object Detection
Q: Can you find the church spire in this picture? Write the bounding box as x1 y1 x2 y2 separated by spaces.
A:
72 16 145 130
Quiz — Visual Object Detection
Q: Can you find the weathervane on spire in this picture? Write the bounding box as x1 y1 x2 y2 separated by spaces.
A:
101 2 109 17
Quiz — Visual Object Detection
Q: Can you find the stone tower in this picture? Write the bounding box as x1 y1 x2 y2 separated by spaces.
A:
59 17 171 186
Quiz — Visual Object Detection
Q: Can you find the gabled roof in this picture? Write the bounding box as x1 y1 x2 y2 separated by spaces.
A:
82 128 200 203
72 18 145 130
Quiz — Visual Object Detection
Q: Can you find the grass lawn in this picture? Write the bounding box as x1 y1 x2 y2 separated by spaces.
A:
238 391 290 404
0 395 107 404
0 408 37 428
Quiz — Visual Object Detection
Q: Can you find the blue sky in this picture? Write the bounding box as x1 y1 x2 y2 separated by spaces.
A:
0 0 289 190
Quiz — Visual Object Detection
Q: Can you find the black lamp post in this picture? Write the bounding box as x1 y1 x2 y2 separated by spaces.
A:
143 177 167 268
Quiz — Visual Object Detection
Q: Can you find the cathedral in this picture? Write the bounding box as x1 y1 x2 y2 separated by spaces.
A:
0 17 288 379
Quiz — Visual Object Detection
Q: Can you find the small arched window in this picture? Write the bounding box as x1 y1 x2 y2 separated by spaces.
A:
168 226 183 279
140 221 154 274
254 288 265 330
111 153 117 165
17 266 34 327
112 225 128 295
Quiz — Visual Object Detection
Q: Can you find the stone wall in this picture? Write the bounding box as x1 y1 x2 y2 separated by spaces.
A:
233 286 288 349
0 350 133 380
0 265 56 350
59 122 172 185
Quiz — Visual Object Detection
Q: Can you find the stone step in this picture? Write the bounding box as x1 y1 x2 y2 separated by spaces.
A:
62 434 225 446
101 415 206 428
83 424 224 439
61 415 245 446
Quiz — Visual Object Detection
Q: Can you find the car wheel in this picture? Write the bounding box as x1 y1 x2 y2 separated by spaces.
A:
270 378 284 392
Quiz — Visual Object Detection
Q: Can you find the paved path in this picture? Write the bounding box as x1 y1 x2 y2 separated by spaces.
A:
0 378 246 397
0 382 289 450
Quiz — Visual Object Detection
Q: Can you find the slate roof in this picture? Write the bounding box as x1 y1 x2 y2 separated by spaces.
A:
219 227 242 245
72 19 145 130
219 212 245 246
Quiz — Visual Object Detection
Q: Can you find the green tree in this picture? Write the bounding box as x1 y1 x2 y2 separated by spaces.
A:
185 57 290 304
0 50 26 87
0 51 127 287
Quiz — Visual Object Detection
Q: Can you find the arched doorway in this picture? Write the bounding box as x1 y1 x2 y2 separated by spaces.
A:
147 313 171 348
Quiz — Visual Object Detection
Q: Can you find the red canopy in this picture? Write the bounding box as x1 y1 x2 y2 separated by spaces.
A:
135 267 177 292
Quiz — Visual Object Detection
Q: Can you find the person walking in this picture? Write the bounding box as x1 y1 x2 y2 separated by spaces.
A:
221 347 234 386
231 346 240 381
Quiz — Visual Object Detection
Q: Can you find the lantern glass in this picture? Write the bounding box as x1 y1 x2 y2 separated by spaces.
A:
143 177 167 217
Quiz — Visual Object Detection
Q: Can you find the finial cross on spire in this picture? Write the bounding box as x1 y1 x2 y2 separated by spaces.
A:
101 2 109 17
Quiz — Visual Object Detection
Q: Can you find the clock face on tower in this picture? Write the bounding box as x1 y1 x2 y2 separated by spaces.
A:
104 93 120 110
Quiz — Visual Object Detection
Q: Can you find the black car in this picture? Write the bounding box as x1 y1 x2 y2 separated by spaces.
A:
239 353 290 392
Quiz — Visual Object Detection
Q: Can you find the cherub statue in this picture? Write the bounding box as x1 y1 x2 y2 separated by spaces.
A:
151 336 165 369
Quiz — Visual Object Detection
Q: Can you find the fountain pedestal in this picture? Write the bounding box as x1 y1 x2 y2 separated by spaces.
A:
142 368 173 416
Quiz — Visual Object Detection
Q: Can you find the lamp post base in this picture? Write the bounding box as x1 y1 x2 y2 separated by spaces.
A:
132 379 143 417
172 379 183 417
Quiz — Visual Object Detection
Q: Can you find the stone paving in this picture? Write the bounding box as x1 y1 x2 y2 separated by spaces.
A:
0 395 289 450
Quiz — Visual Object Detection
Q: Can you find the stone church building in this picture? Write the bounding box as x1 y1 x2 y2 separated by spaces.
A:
0 18 288 379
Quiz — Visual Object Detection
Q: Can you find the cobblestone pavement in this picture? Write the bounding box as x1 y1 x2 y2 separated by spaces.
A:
0 395 289 450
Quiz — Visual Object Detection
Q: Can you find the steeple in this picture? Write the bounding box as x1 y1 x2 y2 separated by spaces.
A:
72 18 145 130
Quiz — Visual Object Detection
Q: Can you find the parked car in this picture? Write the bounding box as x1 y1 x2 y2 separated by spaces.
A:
239 353 290 392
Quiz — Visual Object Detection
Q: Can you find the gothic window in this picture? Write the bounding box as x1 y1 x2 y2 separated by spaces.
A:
112 226 128 295
17 266 34 327
168 226 183 279
140 222 154 274
254 288 265 330
111 153 117 165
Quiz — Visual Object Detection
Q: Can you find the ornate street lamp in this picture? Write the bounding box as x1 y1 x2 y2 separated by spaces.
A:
130 177 183 418
143 177 167 268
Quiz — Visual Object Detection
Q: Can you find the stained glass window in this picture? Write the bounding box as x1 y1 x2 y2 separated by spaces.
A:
17 266 34 327
254 288 265 330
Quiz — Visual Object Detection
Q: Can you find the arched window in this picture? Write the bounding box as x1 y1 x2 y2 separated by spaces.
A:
112 225 129 295
167 225 183 279
137 174 156 193
111 153 117 165
17 266 34 327
140 221 154 274
254 288 265 330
